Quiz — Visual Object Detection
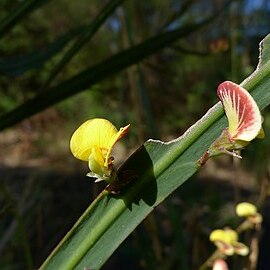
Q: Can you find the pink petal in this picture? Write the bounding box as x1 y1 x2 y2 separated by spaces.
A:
217 81 262 141
212 259 229 270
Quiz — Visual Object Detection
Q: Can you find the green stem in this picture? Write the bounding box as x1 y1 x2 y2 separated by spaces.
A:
199 250 222 270
40 189 109 269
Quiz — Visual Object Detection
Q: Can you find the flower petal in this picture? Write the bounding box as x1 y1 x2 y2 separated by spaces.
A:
104 124 130 167
70 118 119 161
217 81 262 141
233 242 249 256
223 229 238 244
210 229 226 242
236 202 257 217
248 213 263 224
212 259 229 270
88 146 106 176
215 241 235 256
210 229 238 244
257 127 265 139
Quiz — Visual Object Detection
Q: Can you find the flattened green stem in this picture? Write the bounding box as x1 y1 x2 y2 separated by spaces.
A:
40 189 109 269
41 36 270 270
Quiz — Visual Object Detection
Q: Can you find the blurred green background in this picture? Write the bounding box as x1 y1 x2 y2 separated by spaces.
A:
0 0 270 269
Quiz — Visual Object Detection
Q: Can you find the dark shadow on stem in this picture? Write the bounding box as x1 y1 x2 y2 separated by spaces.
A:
109 145 157 208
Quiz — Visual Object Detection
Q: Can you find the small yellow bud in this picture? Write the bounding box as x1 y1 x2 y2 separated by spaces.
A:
209 229 225 242
210 229 238 244
209 228 249 256
236 202 257 217
223 229 238 244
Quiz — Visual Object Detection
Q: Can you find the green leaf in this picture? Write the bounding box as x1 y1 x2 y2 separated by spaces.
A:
0 26 84 76
0 0 50 39
44 0 126 87
40 34 270 270
0 14 217 130
257 35 270 69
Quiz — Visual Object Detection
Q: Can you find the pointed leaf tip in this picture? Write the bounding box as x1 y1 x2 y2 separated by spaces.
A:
217 81 262 141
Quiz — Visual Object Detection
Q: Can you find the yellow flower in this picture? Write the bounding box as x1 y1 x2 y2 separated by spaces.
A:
236 202 257 216
209 228 249 256
236 202 262 224
70 118 130 182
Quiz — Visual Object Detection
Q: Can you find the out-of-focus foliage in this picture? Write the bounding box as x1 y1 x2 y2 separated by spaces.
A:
0 1 249 136
0 0 269 140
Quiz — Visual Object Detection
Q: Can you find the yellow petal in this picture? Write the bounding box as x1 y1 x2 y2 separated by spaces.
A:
70 118 119 161
223 229 238 244
104 124 130 167
217 81 262 141
88 146 106 176
210 229 238 244
210 229 226 242
257 127 265 139
257 116 265 138
210 229 237 255
236 202 257 217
